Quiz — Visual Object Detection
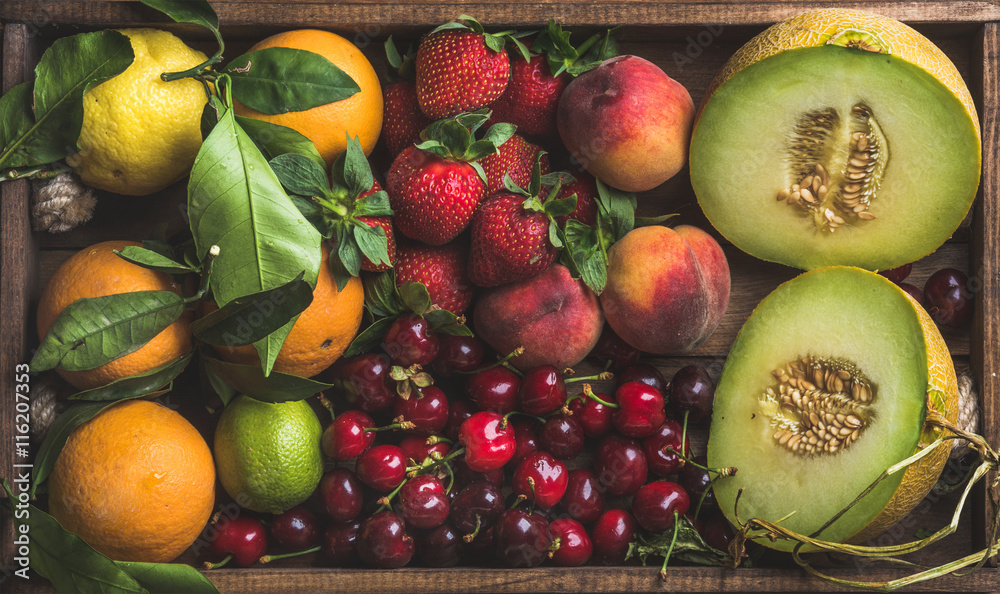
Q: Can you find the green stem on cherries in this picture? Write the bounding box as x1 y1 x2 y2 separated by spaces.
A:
564 371 614 384
203 554 233 570
317 394 336 420
463 514 482 543
259 545 321 564
659 512 681 580
663 446 736 478
582 383 618 408
456 346 526 375
365 419 417 433
376 479 408 512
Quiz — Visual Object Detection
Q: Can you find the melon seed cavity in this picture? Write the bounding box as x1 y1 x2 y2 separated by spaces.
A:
761 356 875 455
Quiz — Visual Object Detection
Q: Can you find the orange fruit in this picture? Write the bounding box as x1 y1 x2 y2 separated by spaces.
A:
215 249 364 378
234 29 383 165
48 399 215 563
36 240 193 391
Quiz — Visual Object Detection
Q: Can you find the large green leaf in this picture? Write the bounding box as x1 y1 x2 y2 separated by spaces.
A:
237 116 325 169
202 356 331 402
226 47 360 115
68 353 192 402
30 291 185 373
116 561 219 593
0 82 34 168
192 275 313 347
187 106 321 375
138 0 219 30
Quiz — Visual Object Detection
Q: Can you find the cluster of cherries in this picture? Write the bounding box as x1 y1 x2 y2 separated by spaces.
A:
202 315 733 570
880 263 973 328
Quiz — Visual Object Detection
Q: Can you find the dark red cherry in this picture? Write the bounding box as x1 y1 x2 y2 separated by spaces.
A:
588 325 641 371
512 451 569 509
669 365 715 423
613 381 666 438
321 409 375 460
590 509 636 565
207 516 267 568
549 518 593 566
518 365 567 416
879 262 912 284
332 353 395 413
396 475 450 530
679 455 716 509
465 366 521 414
393 385 449 435
615 363 667 393
270 506 320 550
321 520 361 566
507 417 541 468
642 419 691 477
539 414 585 460
568 393 614 438
632 481 691 532
557 468 605 525
414 523 464 567
700 511 736 553
450 479 504 536
458 411 516 472
444 397 478 441
398 434 450 465
924 268 973 328
452 458 505 491
898 282 924 305
319 468 364 523
432 334 487 377
593 434 648 495
382 313 440 366
494 509 551 568
355 444 407 492
357 511 414 568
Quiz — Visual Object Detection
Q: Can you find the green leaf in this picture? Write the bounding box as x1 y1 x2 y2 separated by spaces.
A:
30 291 185 373
635 213 679 227
354 223 391 270
627 515 731 567
115 246 197 275
338 135 374 198
424 309 474 336
269 153 333 198
32 392 158 487
562 219 608 295
226 48 360 115
0 31 134 170
0 82 34 168
398 281 432 315
354 190 392 217
544 194 578 218
289 194 332 237
236 116 325 169
201 94 224 139
188 105 322 376
138 0 219 30
68 352 192 401
363 271 403 317
595 177 637 241
202 356 331 402
344 316 398 356
192 274 313 347
0 481 147 593
116 561 219 593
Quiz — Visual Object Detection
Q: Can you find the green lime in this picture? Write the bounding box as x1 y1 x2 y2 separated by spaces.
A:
214 395 323 514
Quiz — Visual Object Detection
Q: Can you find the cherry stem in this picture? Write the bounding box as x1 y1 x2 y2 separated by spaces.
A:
203 554 233 570
457 346 526 375
564 371 613 384
693 472 724 522
663 446 737 478
427 435 453 446
526 476 537 514
259 545 321 564
317 394 336 420
407 447 465 477
365 420 416 433
509 493 528 511
547 537 562 559
463 514 482 543
659 512 681 580
582 384 618 408
377 479 407 512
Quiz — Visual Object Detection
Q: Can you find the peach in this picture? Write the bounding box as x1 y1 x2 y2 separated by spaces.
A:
473 264 604 371
600 225 729 354
556 55 695 192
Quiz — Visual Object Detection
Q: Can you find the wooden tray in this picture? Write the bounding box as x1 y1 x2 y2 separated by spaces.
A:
2 1 999 591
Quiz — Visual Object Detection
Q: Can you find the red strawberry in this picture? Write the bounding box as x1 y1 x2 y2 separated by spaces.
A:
383 81 432 157
551 170 599 227
468 192 558 287
489 53 567 139
479 134 550 195
394 238 475 314
356 179 396 272
415 18 515 119
387 145 485 246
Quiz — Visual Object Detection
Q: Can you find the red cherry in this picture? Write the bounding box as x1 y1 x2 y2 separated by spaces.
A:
414 523 464 567
568 393 614 438
319 468 364 523
357 511 414 568
321 409 375 460
393 385 449 435
879 262 913 284
458 411 516 472
452 459 505 491
700 510 737 553
396 475 450 529
355 444 407 492
465 366 521 414
207 516 267 568
494 509 552 568
593 434 647 495
615 363 667 393
331 353 395 413
924 268 973 328
270 506 320 551
642 419 691 477
432 334 487 376
669 365 715 423
398 434 450 464
588 325 641 371
549 518 593 566
450 479 505 536
507 417 541 468
539 414 585 460
518 365 568 416
590 509 636 565
382 313 440 366
612 381 666 438
898 282 924 305
632 481 691 532
557 468 606 525
512 451 569 509
321 520 361 566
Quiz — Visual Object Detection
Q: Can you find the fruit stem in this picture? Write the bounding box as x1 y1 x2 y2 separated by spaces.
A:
376 479 408 512
365 420 417 433
658 512 681 580
564 371 613 384
582 384 618 408
259 545 321 564
407 447 465 477
664 446 736 478
162 27 226 82
203 554 233 570
462 514 482 543
186 245 220 304
317 394 336 420
547 537 562 559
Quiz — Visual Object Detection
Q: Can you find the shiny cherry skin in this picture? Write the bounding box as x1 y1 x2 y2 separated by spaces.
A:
593 434 648 495
414 523 464 567
590 509 636 565
270 506 320 550
680 454 716 509
632 481 691 532
319 468 365 523
398 434 450 465
518 365 567 416
450 479 505 536
494 509 552 568
458 411 516 472
549 518 593 566
393 385 449 435
444 397 478 441
615 363 667 393
568 394 614 438
321 409 375 460
539 414 585 460
207 516 267 567
613 381 666 438
355 444 407 492
382 313 440 366
588 325 641 371
321 520 361 566
557 468 606 525
512 451 569 509
642 419 691 477
465 366 521 414
879 262 913 284
396 475 450 530
924 268 973 328
508 417 541 468
452 458 505 491
432 335 487 377
332 353 395 413
669 365 715 423
357 511 415 568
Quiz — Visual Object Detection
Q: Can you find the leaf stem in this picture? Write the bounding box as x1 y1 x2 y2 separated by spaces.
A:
0 164 71 181
162 28 225 82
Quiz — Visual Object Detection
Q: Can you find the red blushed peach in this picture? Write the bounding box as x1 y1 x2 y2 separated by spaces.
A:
473 264 604 371
556 55 695 192
600 225 730 354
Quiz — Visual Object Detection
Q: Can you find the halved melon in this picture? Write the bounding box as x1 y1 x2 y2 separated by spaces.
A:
707 267 958 550
690 9 981 271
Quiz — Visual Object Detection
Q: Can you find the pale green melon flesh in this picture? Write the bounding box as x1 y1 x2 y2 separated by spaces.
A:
707 267 928 549
691 46 980 271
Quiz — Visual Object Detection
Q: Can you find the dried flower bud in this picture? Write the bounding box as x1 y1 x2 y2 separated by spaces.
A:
32 172 97 233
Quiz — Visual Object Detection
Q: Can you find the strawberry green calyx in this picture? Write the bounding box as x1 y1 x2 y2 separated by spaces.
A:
430 15 533 61
384 35 417 83
505 153 577 251
415 113 516 181
532 20 620 77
